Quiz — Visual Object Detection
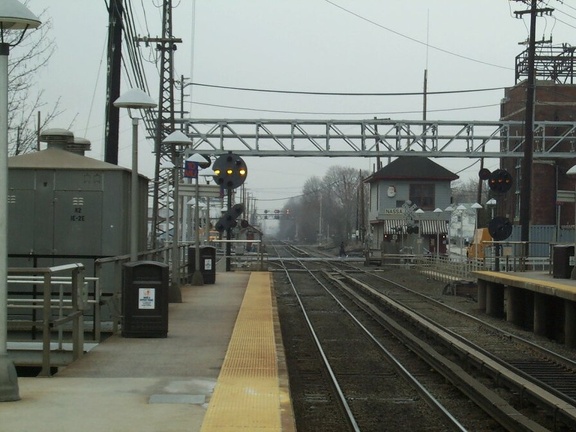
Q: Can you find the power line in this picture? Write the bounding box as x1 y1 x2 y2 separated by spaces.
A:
191 100 500 116
191 81 505 97
323 0 513 70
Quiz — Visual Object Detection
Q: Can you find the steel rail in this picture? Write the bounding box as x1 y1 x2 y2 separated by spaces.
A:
295 246 576 429
345 263 576 378
316 269 467 432
270 243 361 432
334 271 576 430
273 242 467 431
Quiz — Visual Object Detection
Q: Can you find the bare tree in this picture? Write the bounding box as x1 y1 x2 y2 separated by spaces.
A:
278 167 369 247
4 5 62 155
294 176 324 243
451 177 487 204
322 166 366 245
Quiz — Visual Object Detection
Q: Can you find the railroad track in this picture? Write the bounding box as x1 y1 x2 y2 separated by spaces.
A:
270 241 576 431
272 242 471 431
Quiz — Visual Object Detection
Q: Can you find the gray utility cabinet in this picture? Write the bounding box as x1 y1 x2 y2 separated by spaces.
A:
8 146 148 258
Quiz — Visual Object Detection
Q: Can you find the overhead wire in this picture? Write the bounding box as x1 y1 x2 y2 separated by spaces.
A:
190 100 501 117
189 82 505 97
117 2 572 120
121 0 156 133
323 0 512 71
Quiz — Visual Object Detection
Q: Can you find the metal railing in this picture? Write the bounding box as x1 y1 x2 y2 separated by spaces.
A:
415 255 484 283
415 246 550 285
213 239 267 271
480 241 550 272
7 264 86 376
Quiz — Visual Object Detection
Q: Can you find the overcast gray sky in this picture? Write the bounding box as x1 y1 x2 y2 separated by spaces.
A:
24 0 576 209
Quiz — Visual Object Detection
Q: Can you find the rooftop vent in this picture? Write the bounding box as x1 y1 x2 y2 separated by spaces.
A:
67 137 91 155
39 128 74 150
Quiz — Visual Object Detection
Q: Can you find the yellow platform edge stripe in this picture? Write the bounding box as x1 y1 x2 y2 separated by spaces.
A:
200 272 296 432
474 270 576 298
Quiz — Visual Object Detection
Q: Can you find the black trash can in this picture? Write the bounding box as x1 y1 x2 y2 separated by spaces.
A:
188 245 217 284
553 245 574 279
122 261 169 337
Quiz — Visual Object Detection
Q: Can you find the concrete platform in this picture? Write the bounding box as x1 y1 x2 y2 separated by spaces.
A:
473 270 576 347
474 270 576 301
0 271 293 432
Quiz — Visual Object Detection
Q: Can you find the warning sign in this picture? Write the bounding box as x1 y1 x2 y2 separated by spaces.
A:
138 288 155 309
204 258 212 271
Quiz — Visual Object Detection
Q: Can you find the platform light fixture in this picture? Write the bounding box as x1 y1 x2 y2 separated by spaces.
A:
113 88 157 263
0 0 41 403
433 208 443 259
471 203 483 259
567 165 576 279
187 153 212 286
162 131 194 302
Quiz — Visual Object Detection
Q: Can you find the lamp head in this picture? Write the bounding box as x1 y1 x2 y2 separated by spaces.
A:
0 0 41 31
113 88 156 109
163 130 192 145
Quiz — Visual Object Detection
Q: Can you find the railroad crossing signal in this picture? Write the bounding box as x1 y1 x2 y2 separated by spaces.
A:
212 153 248 189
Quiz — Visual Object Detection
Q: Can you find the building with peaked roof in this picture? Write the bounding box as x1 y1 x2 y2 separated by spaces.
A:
8 141 148 265
364 157 459 255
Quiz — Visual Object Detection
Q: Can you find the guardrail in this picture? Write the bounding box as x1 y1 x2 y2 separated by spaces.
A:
7 264 86 376
478 241 551 273
367 241 552 282
416 255 484 283
213 239 267 271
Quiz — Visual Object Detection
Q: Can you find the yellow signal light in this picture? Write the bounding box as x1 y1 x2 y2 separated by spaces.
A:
214 168 221 175
226 168 233 175
239 168 246 176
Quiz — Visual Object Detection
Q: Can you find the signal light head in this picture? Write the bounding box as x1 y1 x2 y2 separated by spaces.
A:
212 153 248 189
488 169 513 194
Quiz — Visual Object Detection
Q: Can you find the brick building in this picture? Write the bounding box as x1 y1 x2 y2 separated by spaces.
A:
500 81 576 226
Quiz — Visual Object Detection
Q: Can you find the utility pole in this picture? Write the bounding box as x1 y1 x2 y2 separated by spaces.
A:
513 0 554 254
104 0 123 165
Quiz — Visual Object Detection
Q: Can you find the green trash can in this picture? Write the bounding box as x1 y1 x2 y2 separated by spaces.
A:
553 245 574 279
188 245 216 284
122 261 169 338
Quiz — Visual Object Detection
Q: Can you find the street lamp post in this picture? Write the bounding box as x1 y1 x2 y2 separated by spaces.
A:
0 0 41 402
567 166 576 279
444 205 454 258
471 203 483 259
200 168 216 244
162 131 194 302
433 208 443 259
113 88 157 262
456 204 467 259
415 208 424 255
486 198 497 219
187 153 212 286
